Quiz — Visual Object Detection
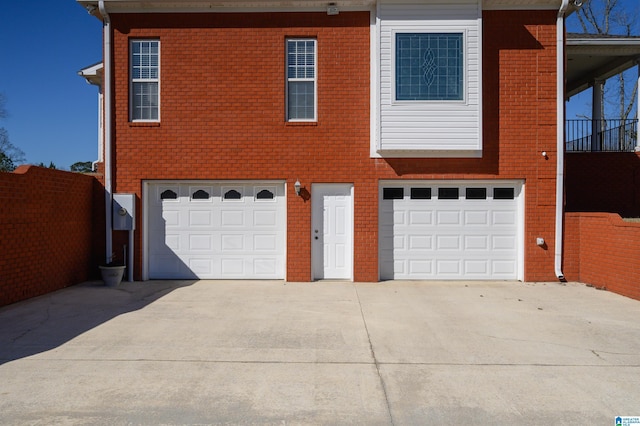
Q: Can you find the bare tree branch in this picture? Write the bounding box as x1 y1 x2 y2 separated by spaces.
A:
0 93 7 120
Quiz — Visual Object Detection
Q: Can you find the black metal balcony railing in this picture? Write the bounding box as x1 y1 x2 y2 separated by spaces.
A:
566 119 638 152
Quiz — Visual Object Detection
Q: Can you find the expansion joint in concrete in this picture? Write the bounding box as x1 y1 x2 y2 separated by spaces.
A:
354 285 395 426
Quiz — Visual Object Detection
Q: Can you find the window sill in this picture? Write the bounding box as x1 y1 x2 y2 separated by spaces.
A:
129 121 161 127
285 121 318 127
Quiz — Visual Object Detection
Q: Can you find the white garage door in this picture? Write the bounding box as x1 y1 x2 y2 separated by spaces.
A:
146 182 285 279
380 181 522 280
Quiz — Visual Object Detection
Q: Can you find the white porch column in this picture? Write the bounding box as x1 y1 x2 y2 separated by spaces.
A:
592 79 604 151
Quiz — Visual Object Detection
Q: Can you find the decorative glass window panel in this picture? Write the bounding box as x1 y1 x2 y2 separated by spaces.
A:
131 40 159 121
438 188 459 200
192 190 210 200
160 189 177 200
411 188 432 200
396 33 463 101
286 39 316 121
494 188 515 200
224 189 242 200
466 188 487 200
383 188 404 200
256 189 275 200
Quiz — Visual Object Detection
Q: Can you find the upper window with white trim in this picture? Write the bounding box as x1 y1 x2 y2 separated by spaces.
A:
286 39 317 121
375 1 482 155
130 40 159 122
395 33 463 101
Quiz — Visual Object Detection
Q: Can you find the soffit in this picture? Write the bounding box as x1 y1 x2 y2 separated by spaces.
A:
78 62 104 87
78 0 573 16
567 33 640 98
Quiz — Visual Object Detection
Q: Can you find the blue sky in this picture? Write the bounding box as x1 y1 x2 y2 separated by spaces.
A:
0 0 102 170
0 1 636 170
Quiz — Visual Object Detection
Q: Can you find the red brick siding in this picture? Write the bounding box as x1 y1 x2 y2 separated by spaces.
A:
106 10 559 281
0 166 101 307
566 152 640 217
565 213 640 301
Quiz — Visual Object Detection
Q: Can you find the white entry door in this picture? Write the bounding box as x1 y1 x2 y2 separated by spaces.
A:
311 184 354 280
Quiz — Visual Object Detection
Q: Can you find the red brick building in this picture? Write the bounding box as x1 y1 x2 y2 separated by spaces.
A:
79 0 579 282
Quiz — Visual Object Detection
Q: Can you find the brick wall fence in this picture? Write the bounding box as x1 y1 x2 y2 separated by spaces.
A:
0 166 104 307
564 213 640 301
564 152 640 301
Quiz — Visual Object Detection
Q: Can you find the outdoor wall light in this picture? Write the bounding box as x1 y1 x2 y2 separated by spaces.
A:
327 3 339 15
294 180 301 196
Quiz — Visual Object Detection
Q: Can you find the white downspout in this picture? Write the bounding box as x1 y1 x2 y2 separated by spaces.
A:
99 0 113 265
555 0 570 281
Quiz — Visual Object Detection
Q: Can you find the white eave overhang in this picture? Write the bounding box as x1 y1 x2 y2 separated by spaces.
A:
78 62 104 87
77 0 576 17
567 34 640 98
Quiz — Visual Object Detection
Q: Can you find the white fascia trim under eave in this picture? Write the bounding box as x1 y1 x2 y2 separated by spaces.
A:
78 62 104 87
79 0 570 13
78 0 375 14
567 38 640 47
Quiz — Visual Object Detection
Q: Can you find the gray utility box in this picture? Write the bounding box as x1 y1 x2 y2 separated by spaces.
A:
113 193 136 231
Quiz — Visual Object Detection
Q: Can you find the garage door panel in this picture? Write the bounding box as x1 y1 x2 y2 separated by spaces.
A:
409 235 432 250
221 210 245 226
409 210 432 225
380 181 521 280
189 210 212 227
437 260 461 275
464 210 489 225
253 234 277 251
221 234 244 251
493 260 516 276
163 210 180 226
409 259 432 275
254 258 278 276
464 235 489 250
189 258 214 275
221 258 244 275
464 260 488 275
393 210 405 225
148 182 285 279
492 210 517 225
188 234 213 251
254 210 277 226
437 210 461 225
492 235 516 250
436 235 461 250
149 255 189 278
394 235 406 250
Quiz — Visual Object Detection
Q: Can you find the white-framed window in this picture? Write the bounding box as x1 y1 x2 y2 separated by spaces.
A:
286 38 317 121
395 32 464 102
130 39 160 121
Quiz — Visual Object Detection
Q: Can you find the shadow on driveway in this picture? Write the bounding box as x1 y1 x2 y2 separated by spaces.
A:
0 280 197 365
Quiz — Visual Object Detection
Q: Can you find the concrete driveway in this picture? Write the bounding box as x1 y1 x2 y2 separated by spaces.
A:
0 280 638 425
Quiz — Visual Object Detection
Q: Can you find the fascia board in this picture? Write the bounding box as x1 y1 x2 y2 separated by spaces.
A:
80 0 573 13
